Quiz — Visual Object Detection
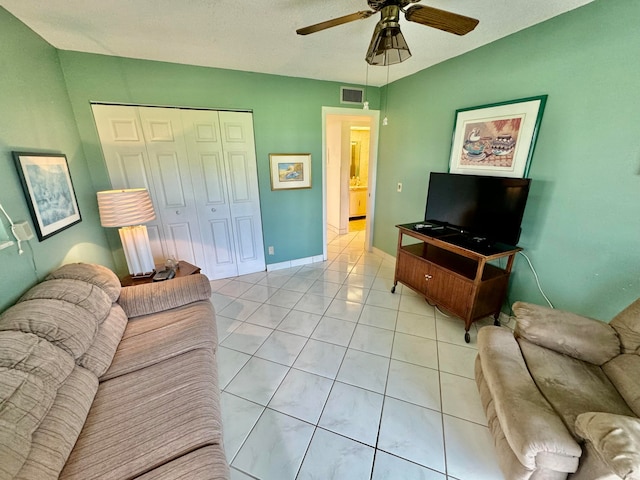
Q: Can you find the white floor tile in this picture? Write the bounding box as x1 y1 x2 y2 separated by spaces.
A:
218 280 254 298
443 415 504 480
269 369 333 424
220 322 273 355
236 271 268 284
220 392 264 461
349 324 394 357
386 359 441 411
225 357 289 406
293 339 347 379
230 467 256 480
396 311 437 339
264 288 302 309
335 284 369 303
366 289 401 310
319 269 349 284
391 333 439 369
435 316 478 347
378 397 445 473
257 274 291 289
219 298 263 321
232 408 314 480
438 342 478 379
277 310 322 337
254 330 307 366
281 276 315 293
306 280 341 298
216 315 242 343
371 276 399 293
345 272 376 288
399 294 436 316
217 346 251 389
297 428 375 480
311 316 357 347
324 298 364 322
245 303 289 328
372 451 446 480
440 372 487 426
294 292 334 315
240 284 278 303
210 292 234 312
358 305 398 330
319 381 384 446
337 349 390 394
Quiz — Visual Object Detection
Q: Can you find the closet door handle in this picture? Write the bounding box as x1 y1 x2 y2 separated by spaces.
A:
211 208 217 212
424 274 433 281
175 210 181 215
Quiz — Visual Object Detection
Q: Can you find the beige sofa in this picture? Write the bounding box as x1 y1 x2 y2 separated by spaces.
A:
0 263 229 480
475 299 640 480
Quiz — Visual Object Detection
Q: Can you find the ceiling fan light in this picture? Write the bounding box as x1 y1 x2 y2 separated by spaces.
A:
365 25 411 66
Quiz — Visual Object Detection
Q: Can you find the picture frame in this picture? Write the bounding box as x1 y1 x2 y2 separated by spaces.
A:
13 152 82 241
269 153 312 190
448 95 547 178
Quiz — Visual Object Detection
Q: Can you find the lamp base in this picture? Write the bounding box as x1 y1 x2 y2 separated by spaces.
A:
118 225 156 277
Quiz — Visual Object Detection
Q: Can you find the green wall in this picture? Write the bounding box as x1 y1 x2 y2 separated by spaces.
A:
58 51 380 272
0 8 113 311
373 0 640 320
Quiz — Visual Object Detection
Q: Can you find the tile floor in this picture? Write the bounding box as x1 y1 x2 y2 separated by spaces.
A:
212 228 506 480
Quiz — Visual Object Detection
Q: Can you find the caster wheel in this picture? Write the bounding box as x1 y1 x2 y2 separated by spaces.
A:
391 285 396 294
494 319 501 326
464 331 471 344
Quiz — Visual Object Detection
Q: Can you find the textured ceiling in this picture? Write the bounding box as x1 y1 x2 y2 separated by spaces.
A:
2 0 594 86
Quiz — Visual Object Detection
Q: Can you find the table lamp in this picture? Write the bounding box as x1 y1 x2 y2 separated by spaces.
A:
97 188 157 278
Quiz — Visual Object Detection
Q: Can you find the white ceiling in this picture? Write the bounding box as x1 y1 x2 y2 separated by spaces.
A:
2 0 594 87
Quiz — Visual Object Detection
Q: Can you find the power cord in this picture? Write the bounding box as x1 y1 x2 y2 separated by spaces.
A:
518 251 554 308
0 203 24 255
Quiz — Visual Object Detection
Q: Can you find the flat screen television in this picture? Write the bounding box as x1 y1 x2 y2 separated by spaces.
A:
424 172 531 246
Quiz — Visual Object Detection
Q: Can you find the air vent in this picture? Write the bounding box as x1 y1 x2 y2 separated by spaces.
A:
340 87 364 105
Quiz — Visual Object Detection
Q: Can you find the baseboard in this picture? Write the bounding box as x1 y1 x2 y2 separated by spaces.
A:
267 254 325 272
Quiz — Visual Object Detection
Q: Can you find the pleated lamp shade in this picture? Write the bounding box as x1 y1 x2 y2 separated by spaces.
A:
97 189 156 227
96 189 157 277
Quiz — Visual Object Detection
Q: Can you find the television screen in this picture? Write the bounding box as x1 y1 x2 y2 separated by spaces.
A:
424 173 531 246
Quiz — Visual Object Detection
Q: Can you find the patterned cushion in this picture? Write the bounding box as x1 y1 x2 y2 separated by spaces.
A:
610 297 640 354
46 263 121 303
78 304 128 378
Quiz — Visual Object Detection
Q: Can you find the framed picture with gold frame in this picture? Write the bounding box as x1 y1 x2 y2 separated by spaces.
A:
269 153 312 190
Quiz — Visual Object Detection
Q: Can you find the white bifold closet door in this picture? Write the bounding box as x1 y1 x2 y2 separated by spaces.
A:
92 104 266 279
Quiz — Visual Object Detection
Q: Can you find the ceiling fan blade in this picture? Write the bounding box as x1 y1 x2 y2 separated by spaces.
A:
404 5 479 36
296 10 375 36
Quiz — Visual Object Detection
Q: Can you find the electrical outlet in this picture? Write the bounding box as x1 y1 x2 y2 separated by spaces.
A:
268 246 275 255
397 182 402 192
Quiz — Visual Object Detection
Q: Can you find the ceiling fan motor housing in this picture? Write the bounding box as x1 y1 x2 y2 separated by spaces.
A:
368 0 418 11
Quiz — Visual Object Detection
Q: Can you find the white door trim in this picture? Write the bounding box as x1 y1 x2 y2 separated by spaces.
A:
321 106 380 260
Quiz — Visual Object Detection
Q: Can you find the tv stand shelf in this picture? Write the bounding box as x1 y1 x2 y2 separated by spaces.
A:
392 223 521 343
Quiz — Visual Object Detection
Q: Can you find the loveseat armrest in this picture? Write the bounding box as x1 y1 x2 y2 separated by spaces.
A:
575 412 640 479
477 327 582 473
513 301 621 366
118 274 212 318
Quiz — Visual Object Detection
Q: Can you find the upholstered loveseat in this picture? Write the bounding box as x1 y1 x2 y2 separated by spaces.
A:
476 299 640 480
0 263 229 479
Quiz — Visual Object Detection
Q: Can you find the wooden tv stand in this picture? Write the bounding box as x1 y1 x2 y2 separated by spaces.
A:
392 223 521 343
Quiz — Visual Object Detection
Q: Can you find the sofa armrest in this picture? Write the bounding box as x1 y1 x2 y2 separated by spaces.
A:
575 412 640 479
118 274 212 318
513 301 620 365
477 327 582 473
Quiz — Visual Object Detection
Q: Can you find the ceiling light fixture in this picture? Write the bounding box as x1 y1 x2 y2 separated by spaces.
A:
365 5 411 66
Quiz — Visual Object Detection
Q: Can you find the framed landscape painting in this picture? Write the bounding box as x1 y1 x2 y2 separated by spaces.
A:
449 95 547 178
269 153 312 190
13 152 82 240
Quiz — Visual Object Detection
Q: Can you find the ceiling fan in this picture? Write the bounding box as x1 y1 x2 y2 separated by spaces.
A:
296 0 479 66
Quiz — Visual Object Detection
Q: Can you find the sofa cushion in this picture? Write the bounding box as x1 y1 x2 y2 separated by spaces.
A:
101 301 216 381
602 353 640 418
0 299 99 359
59 348 223 480
575 412 640 480
0 331 75 477
518 338 635 437
514 302 620 366
46 263 121 303
19 279 112 324
15 366 98 480
134 445 230 480
117 274 212 318
78 304 128 378
610 298 640 354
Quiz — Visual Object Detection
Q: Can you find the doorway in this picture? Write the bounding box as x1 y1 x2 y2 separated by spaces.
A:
322 107 380 260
